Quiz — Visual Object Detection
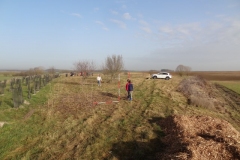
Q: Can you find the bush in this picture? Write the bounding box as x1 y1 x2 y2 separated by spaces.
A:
188 95 214 109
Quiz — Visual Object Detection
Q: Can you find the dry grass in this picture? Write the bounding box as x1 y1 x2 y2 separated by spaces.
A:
2 74 180 159
1 72 240 159
176 76 223 110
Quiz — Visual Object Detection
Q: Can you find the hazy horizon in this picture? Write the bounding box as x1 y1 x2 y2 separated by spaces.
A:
1 0 240 71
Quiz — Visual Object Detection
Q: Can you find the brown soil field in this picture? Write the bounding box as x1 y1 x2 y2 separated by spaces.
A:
187 71 240 81
141 71 240 81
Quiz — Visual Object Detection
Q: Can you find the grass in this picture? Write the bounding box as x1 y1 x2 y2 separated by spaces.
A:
0 77 53 120
214 81 240 94
0 73 15 81
0 72 240 159
0 76 56 159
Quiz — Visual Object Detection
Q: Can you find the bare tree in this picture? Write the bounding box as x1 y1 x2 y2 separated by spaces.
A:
14 67 45 76
23 67 44 76
74 60 95 78
175 64 191 76
185 66 192 76
48 66 56 75
102 54 124 81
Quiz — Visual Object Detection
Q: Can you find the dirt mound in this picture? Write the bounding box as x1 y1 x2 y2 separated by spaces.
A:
157 115 240 160
177 76 211 97
177 76 225 110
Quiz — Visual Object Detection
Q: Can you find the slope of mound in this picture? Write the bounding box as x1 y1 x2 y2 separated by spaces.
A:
157 115 240 160
176 76 226 111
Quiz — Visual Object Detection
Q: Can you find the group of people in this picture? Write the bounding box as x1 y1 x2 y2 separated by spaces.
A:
97 75 134 101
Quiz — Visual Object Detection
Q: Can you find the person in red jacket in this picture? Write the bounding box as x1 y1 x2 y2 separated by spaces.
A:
126 79 129 99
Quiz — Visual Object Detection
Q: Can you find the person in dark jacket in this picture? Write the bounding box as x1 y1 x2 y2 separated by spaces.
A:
127 80 133 100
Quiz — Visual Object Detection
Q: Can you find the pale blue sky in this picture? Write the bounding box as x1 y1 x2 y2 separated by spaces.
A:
1 0 240 71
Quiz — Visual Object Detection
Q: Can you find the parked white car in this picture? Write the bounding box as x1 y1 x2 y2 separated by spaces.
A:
151 72 172 80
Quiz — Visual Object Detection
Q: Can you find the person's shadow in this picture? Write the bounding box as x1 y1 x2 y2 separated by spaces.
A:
109 117 168 160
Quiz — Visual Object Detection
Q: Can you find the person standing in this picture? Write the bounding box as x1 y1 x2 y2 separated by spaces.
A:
127 80 133 101
97 74 102 86
125 79 129 99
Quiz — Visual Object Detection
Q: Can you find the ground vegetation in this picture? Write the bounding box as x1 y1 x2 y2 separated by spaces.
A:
0 71 240 159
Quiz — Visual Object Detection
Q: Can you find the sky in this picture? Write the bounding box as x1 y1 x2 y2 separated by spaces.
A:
0 0 240 71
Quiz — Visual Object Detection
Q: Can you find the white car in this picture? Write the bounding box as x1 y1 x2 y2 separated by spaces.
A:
152 72 172 80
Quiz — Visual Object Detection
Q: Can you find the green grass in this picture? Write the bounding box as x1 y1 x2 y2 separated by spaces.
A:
0 112 57 159
0 73 13 81
0 78 53 120
215 81 240 94
0 77 58 159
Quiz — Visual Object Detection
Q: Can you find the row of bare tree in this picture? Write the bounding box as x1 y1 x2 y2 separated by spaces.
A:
74 56 192 79
14 67 57 76
74 54 124 81
13 55 190 79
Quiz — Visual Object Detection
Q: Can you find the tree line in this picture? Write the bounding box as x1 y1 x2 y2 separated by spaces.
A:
74 54 124 81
